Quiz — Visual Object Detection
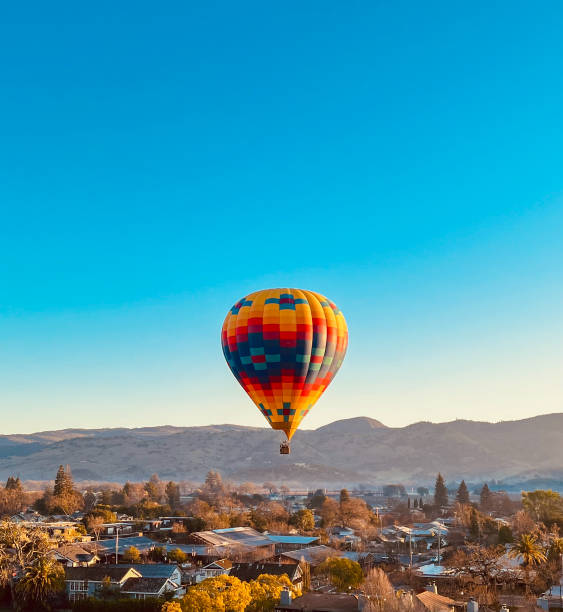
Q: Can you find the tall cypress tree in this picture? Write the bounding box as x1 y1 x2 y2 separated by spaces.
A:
456 480 470 505
54 465 67 496
434 473 448 507
480 483 492 510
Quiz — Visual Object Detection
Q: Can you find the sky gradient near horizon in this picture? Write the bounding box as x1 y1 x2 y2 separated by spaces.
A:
1 2 563 434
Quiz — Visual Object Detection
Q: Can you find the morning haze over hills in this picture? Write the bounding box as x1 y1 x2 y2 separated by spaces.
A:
2 413 562 488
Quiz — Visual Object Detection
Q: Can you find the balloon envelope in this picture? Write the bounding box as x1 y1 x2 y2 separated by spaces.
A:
221 288 348 440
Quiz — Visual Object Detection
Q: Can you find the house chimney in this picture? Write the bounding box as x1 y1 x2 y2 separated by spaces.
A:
280 588 292 606
467 599 478 612
425 582 438 594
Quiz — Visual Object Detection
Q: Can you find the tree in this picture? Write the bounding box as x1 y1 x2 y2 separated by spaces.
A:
362 567 395 612
145 474 164 502
509 533 547 567
49 465 83 517
122 546 142 563
479 484 492 511
53 465 69 497
181 588 215 612
290 509 315 531
308 489 327 510
413 498 418 509
165 481 180 508
83 490 97 513
548 537 563 562
340 489 350 504
182 575 251 611
316 557 363 592
522 490 563 525
498 525 513 545
161 602 182 612
247 573 301 611
15 556 65 611
509 533 547 594
469 508 480 540
0 521 54 605
85 515 105 553
447 544 505 598
456 481 470 505
340 498 371 529
434 474 448 508
168 548 188 564
319 498 339 528
417 487 429 496
149 546 167 563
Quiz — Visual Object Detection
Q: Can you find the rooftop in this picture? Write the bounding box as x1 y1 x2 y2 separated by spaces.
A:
267 535 319 545
277 592 360 611
416 590 458 612
121 577 170 594
64 566 140 582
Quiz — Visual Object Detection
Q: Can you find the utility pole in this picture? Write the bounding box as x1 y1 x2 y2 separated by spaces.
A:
115 526 120 564
409 530 413 570
437 529 441 566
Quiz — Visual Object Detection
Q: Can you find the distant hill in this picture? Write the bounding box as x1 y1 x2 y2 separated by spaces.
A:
0 414 562 488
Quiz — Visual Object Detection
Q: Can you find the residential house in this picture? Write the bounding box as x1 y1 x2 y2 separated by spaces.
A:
109 564 182 586
94 535 156 562
195 559 233 583
53 544 100 567
328 527 361 548
64 566 141 602
275 592 365 611
230 561 303 590
190 527 275 560
121 577 181 600
64 564 184 602
416 590 459 612
278 545 340 567
266 535 320 554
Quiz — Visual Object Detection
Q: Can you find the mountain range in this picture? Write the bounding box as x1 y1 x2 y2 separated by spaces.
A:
1 414 562 488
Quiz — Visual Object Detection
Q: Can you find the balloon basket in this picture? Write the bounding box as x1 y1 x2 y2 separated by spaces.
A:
280 441 290 455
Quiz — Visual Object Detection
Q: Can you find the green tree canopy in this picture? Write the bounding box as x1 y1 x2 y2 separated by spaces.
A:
456 480 470 505
480 484 492 511
316 557 363 592
434 473 448 507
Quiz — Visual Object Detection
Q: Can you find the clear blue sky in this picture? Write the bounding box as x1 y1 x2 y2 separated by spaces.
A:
1 1 562 433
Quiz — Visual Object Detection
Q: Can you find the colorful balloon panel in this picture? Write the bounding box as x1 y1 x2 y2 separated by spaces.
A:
221 288 348 440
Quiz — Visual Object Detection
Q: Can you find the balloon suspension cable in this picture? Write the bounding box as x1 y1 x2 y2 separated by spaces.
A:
280 440 291 455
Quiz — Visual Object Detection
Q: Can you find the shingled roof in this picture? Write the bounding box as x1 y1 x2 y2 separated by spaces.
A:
64 566 140 583
230 561 300 583
416 590 457 612
121 577 170 595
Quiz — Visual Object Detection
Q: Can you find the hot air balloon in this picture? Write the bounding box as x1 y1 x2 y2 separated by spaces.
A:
221 288 348 454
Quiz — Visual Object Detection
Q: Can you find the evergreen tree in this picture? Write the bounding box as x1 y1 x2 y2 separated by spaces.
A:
456 480 470 505
53 465 67 496
414 498 418 508
419 497 424 508
434 473 448 507
480 483 492 511
469 507 480 540
407 498 411 509
166 481 181 507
